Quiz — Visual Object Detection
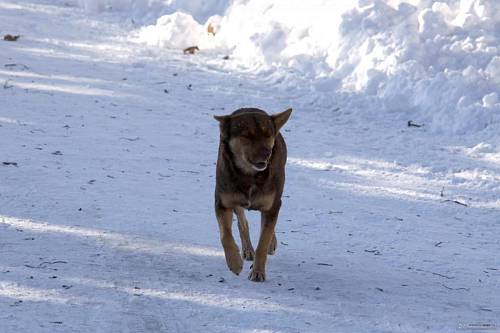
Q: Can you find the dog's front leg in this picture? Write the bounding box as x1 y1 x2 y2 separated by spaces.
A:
215 204 243 275
248 201 281 282
234 207 255 261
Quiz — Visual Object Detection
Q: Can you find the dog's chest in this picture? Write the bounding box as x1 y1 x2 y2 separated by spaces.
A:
242 185 257 209
240 185 274 211
220 182 275 211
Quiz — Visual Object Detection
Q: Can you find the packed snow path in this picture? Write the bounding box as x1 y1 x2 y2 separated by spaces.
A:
1 1 499 332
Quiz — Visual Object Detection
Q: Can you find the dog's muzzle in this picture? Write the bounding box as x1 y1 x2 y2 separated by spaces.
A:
251 161 268 171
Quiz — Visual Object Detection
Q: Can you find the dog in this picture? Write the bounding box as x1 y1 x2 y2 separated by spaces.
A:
214 107 292 281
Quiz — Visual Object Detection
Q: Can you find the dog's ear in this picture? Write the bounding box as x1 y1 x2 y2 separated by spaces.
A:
213 115 228 123
214 115 230 140
272 108 292 133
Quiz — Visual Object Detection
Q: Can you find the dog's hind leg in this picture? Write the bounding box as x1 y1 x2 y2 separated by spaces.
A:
215 204 243 275
234 207 255 261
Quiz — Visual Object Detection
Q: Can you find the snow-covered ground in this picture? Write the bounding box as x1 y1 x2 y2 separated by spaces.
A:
1 0 499 332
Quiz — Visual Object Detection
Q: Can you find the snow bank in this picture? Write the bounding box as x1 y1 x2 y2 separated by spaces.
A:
82 0 500 135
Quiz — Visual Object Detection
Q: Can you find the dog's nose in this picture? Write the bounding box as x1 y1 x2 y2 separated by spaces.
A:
260 147 272 161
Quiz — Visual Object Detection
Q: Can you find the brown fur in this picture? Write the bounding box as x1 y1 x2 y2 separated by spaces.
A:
214 107 292 281
207 23 216 36
183 46 199 54
3 34 20 42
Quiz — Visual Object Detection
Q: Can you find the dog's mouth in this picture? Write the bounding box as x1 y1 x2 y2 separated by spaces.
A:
251 161 268 171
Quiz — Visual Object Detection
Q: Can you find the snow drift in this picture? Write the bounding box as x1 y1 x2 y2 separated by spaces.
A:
78 0 500 135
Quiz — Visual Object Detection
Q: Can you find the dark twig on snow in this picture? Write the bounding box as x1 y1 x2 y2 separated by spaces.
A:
24 260 68 269
441 283 469 291
415 268 455 279
442 199 468 207
120 137 140 141
407 120 423 127
4 63 30 70
180 170 200 174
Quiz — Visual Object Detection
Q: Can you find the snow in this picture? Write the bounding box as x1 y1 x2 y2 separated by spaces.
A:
124 0 500 136
138 12 205 49
1 0 500 332
77 0 228 24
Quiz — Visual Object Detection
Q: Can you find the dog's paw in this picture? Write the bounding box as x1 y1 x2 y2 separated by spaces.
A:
241 248 255 261
248 268 266 282
267 234 277 255
225 250 243 275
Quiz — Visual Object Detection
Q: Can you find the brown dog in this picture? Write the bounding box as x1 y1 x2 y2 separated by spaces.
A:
214 107 292 281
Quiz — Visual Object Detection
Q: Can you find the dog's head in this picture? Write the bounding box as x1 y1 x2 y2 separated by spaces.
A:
214 108 292 173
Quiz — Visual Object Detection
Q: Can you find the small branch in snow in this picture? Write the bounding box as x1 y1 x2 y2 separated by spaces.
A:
4 63 30 70
24 260 67 269
431 272 455 279
180 170 200 174
120 137 140 141
415 268 454 279
442 199 468 207
9 300 23 307
478 307 493 312
441 283 469 291
158 173 172 178
316 263 333 267
364 249 381 255
407 120 423 128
